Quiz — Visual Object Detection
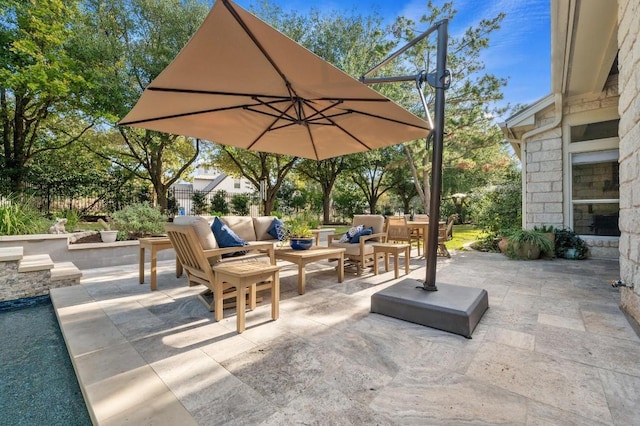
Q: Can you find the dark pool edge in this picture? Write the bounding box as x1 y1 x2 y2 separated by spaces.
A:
0 294 51 312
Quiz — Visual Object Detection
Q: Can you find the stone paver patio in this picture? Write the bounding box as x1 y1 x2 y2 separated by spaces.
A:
50 250 640 425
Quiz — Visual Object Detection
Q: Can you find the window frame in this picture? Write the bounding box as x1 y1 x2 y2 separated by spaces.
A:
563 108 619 238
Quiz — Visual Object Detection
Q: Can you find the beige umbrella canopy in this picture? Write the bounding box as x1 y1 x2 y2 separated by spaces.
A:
119 0 430 160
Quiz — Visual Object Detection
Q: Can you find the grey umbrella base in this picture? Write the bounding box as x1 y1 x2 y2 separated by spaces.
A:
371 280 488 338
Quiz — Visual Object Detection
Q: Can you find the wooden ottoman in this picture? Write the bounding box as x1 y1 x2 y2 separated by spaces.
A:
372 243 410 279
212 262 280 333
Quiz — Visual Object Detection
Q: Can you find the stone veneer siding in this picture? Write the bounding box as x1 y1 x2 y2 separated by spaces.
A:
0 260 52 301
524 109 564 229
618 0 640 327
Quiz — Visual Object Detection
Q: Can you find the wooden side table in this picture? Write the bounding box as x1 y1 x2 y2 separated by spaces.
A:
212 262 281 333
139 237 182 291
372 243 410 279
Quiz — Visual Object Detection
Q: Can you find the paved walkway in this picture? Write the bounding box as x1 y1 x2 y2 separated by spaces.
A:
50 250 640 425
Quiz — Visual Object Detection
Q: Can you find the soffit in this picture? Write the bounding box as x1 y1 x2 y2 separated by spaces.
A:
555 0 618 97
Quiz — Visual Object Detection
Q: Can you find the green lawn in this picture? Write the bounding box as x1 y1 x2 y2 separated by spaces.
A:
446 224 483 250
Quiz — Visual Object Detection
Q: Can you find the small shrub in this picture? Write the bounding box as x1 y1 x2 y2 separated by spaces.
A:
471 232 501 252
0 196 49 235
230 194 250 215
210 190 229 215
111 202 168 238
470 183 522 235
191 191 208 215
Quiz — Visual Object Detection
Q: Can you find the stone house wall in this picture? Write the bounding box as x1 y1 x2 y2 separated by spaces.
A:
617 0 640 327
524 77 620 259
524 109 563 229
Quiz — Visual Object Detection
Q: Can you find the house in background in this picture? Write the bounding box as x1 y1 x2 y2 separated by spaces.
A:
500 0 640 329
171 167 255 215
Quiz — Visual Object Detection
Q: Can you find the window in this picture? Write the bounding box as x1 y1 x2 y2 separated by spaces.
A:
234 178 241 189
571 150 620 236
570 119 619 143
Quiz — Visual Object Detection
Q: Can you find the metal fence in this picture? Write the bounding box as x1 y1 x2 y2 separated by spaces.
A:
1 180 149 217
170 186 261 216
0 180 265 218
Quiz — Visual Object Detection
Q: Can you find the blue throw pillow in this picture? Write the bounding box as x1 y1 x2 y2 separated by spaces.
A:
349 226 373 243
211 217 248 257
268 218 286 241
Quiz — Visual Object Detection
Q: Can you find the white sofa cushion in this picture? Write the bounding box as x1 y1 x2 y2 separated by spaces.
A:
253 216 277 241
220 216 256 241
172 216 218 250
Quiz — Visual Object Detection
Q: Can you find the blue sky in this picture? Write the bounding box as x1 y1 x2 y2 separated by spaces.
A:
234 0 551 120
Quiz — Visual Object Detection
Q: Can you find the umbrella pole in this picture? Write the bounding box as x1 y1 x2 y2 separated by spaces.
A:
362 20 450 292
423 19 449 291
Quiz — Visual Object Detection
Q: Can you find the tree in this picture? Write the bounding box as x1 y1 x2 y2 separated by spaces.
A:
191 190 207 215
248 2 395 220
348 147 405 214
295 157 353 224
332 179 367 222
384 2 509 213
209 146 299 215
386 155 419 214
75 0 209 210
0 0 96 192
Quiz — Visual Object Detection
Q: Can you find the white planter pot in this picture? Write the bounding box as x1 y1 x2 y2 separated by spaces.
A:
100 231 118 243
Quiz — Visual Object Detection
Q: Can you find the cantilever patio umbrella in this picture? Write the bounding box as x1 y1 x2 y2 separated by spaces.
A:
119 0 430 160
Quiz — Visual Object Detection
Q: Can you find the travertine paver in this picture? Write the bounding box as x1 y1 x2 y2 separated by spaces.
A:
50 251 640 425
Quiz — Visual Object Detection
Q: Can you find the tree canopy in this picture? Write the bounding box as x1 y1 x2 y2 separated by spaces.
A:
0 0 519 221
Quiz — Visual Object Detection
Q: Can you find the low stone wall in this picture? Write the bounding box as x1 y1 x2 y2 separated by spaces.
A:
0 234 176 270
583 236 619 259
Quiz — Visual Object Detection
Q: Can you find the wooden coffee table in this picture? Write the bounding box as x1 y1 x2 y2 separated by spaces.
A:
274 246 345 294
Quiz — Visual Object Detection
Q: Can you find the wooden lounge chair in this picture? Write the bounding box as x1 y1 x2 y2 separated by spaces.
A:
165 218 276 322
385 216 421 256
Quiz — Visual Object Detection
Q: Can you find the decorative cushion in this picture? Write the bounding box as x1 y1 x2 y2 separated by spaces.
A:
172 216 218 250
268 218 286 241
349 226 373 243
352 215 385 242
211 217 248 258
339 224 363 243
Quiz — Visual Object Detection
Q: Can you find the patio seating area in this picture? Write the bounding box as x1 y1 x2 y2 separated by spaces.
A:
50 248 640 425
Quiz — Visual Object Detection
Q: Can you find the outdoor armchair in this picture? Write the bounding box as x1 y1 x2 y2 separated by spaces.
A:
165 217 275 320
327 214 386 275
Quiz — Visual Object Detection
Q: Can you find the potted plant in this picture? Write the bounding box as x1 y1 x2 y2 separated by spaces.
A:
97 218 118 243
533 224 556 258
554 227 588 259
503 228 554 260
286 219 314 250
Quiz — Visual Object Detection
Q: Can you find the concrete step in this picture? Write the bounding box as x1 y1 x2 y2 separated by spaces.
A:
50 262 82 282
18 254 54 273
0 246 23 262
